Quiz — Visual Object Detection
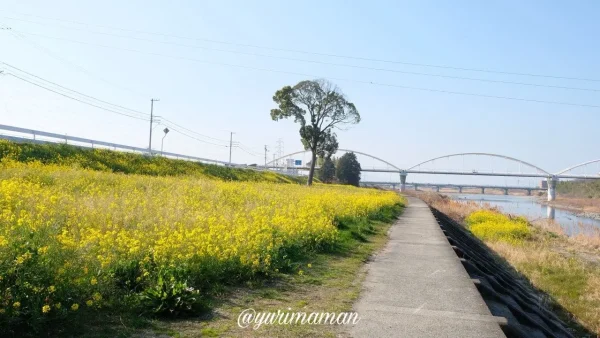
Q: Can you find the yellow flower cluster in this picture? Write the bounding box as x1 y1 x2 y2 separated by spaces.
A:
466 210 531 244
0 160 402 317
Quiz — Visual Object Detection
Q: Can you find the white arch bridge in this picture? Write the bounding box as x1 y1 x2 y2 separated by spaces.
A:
265 150 600 201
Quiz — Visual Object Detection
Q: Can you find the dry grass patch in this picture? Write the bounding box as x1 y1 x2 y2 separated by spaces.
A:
488 241 600 335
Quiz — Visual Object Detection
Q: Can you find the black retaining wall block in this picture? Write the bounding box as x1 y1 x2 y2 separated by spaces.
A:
430 207 575 338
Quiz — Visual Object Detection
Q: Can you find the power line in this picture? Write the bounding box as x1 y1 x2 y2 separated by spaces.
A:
13 32 600 109
0 11 598 82
2 25 275 156
166 121 238 157
160 117 230 144
3 25 148 98
1 61 148 117
237 144 263 157
164 125 230 148
235 140 264 152
4 19 599 92
160 120 245 149
2 62 242 149
233 139 267 156
5 72 150 121
162 123 229 147
236 145 262 158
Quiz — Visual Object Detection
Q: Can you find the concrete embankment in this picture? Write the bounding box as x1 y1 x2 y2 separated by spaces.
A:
351 196 574 338
433 208 574 338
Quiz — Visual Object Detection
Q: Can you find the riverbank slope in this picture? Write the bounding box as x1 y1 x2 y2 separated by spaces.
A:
409 191 600 336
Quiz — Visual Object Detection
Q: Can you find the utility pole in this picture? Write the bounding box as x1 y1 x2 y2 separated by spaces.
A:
149 99 159 154
264 145 268 167
228 132 234 165
275 138 284 166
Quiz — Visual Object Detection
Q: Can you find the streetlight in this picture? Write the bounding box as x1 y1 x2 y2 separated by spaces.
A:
161 128 169 156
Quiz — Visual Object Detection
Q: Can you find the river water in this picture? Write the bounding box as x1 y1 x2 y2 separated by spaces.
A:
447 193 600 236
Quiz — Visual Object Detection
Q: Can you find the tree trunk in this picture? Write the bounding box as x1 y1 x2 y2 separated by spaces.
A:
307 149 317 186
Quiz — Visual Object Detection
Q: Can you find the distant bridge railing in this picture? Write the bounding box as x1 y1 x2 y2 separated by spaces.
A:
0 124 234 166
361 181 545 190
268 150 600 180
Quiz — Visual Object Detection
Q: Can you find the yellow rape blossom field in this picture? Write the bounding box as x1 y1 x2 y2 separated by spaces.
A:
0 159 403 334
465 210 531 244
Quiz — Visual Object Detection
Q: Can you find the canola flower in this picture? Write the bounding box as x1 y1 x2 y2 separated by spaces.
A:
0 160 402 325
465 210 531 244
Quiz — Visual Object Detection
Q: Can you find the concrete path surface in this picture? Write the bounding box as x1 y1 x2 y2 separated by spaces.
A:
351 197 506 338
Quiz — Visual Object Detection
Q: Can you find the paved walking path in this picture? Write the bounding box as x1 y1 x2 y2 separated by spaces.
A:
351 197 506 337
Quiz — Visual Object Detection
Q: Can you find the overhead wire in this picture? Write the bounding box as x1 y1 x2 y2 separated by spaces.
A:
2 24 148 98
162 124 230 148
2 26 273 153
1 11 598 82
2 62 244 149
5 71 150 121
12 31 600 109
236 145 262 158
4 11 599 161
1 61 148 117
3 18 600 92
159 117 230 144
236 144 263 157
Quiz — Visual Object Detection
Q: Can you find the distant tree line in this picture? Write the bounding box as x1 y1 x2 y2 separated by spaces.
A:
318 152 361 187
557 180 600 199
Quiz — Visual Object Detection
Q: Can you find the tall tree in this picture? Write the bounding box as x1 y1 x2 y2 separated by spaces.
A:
270 79 360 185
318 157 336 183
336 152 362 186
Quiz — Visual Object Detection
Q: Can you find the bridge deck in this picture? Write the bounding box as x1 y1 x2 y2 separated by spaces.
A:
351 197 505 337
361 182 545 190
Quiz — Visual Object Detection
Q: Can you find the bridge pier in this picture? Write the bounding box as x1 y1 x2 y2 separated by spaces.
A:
435 186 440 192
504 188 508 195
547 176 558 201
481 187 485 194
399 171 407 192
414 183 419 191
547 206 555 220
526 189 531 196
458 186 463 193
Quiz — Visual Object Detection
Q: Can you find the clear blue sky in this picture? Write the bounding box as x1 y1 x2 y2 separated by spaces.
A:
0 1 598 185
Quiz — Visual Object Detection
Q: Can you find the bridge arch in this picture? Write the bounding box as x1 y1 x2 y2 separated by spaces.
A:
407 152 551 175
555 159 600 176
267 148 402 171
